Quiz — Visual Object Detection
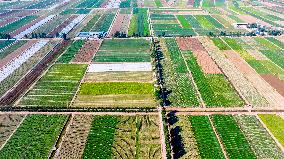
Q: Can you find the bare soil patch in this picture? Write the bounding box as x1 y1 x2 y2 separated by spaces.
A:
261 74 284 97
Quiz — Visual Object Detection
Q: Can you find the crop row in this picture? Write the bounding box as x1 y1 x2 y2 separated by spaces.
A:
57 40 85 63
0 40 56 97
30 15 71 38
200 37 268 107
83 115 161 158
161 38 200 107
128 8 150 37
17 64 87 108
93 39 151 62
90 13 116 32
185 49 243 107
0 15 37 34
169 114 284 159
0 40 48 83
76 0 105 8
0 114 67 158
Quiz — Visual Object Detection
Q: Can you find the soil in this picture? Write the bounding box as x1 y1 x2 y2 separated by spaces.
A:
71 39 102 63
108 14 131 37
0 40 38 68
261 74 284 97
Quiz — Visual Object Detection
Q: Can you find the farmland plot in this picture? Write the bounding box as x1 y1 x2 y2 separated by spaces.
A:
0 40 29 65
71 39 102 63
0 114 68 158
54 115 93 159
90 12 116 32
221 37 284 108
47 15 78 38
169 115 201 158
259 114 284 147
73 82 156 108
211 115 256 159
160 38 200 107
93 39 151 62
0 114 25 148
57 40 85 63
0 15 38 34
0 40 58 97
82 115 161 159
199 37 268 107
188 115 225 158
108 13 131 37
151 14 196 36
84 71 153 83
17 64 87 108
234 115 284 158
0 40 48 83
128 8 150 37
174 37 243 107
30 15 71 38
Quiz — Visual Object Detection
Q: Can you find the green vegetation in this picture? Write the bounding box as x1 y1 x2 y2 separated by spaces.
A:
188 115 225 158
83 116 118 158
254 37 277 50
265 37 284 50
163 38 200 107
154 0 162 7
234 115 284 158
212 115 256 159
177 15 191 28
195 15 215 29
0 115 67 158
81 15 100 32
260 50 284 69
184 51 243 107
91 13 116 32
93 39 151 62
128 8 150 37
211 38 230 50
57 40 85 63
0 40 26 59
79 82 154 95
18 64 87 108
0 15 37 33
259 114 284 147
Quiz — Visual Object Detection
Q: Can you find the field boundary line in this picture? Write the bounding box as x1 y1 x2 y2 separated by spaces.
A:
13 40 67 106
220 37 284 108
200 37 249 105
158 107 167 159
0 114 26 151
51 114 74 159
208 115 229 159
107 9 119 37
256 114 284 154
178 39 205 108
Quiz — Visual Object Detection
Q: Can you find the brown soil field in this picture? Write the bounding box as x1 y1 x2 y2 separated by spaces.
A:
0 40 38 68
0 114 25 148
54 115 93 159
223 50 255 74
108 13 131 37
261 74 284 97
238 15 271 26
177 37 222 74
71 39 102 63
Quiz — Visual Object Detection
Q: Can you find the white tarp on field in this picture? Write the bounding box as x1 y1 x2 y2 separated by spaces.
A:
0 40 48 82
14 15 56 39
87 62 152 72
59 14 86 37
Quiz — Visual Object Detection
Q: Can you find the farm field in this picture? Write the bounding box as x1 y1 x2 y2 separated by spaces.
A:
0 0 284 158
